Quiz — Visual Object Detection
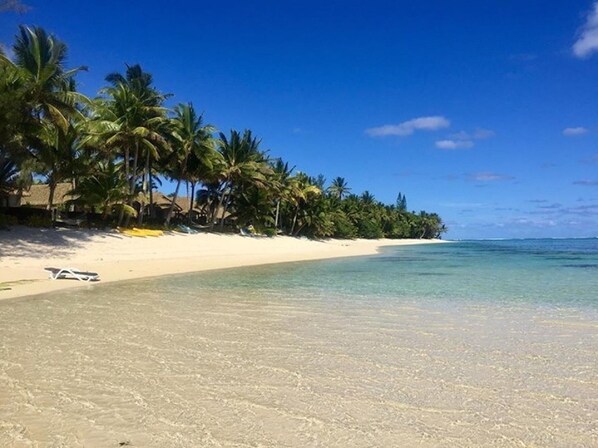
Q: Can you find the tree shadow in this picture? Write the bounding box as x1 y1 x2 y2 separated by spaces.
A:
0 226 125 259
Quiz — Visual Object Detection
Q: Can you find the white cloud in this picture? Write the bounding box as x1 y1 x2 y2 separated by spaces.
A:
469 172 514 182
563 126 589 136
573 179 598 186
437 128 494 150
365 116 450 137
435 139 474 150
472 128 496 139
573 2 598 58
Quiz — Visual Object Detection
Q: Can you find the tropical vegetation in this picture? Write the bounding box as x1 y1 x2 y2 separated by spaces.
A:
0 26 446 239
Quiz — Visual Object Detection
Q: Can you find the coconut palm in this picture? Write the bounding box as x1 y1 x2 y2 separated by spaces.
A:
360 190 376 205
0 57 33 159
288 172 321 235
68 160 131 221
214 129 271 228
328 176 351 200
195 181 221 225
35 119 85 212
90 64 170 224
271 158 295 229
0 149 18 201
234 187 276 230
164 103 215 226
1 26 87 132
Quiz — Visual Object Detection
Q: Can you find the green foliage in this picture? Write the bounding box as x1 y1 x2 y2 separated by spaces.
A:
112 203 137 218
0 25 447 238
396 192 407 211
331 210 357 239
357 219 384 239
24 214 52 227
263 227 277 237
0 213 18 229
328 176 351 200
0 149 18 195
67 161 129 219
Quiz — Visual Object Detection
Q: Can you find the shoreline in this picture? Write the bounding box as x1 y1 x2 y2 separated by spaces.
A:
1 226 447 301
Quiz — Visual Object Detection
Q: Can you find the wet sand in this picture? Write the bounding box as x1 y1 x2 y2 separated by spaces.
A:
0 226 444 300
0 275 596 447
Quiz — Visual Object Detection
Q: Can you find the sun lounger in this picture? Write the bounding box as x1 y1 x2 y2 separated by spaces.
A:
44 267 100 282
174 224 198 234
240 227 254 237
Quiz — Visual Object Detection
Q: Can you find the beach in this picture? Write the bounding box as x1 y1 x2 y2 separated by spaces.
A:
0 238 596 447
0 227 444 301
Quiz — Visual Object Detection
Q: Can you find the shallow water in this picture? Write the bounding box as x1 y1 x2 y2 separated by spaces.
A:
0 239 597 447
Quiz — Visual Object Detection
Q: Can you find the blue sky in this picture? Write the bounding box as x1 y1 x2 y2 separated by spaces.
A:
1 0 597 239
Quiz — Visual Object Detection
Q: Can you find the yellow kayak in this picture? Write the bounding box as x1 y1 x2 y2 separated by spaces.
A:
132 228 164 236
118 228 164 237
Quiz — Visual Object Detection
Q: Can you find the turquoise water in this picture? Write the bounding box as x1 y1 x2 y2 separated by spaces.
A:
182 238 598 308
1 238 597 447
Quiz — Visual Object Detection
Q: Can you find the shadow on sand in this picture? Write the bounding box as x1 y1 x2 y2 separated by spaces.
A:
0 226 125 259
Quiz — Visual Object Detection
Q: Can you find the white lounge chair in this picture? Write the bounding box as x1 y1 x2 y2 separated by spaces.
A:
44 267 100 282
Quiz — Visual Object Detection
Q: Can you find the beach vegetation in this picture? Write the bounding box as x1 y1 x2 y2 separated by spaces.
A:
0 25 446 239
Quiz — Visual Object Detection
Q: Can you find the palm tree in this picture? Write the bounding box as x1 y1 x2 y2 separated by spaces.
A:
0 55 33 160
271 159 295 229
234 187 275 230
1 26 87 132
0 149 18 205
214 129 270 229
195 181 221 225
328 176 351 200
360 190 376 205
35 119 84 213
91 64 170 224
68 160 131 222
288 172 321 235
164 103 215 226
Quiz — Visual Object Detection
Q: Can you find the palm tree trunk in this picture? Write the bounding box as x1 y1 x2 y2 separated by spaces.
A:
137 168 145 226
188 181 196 225
117 205 125 227
118 146 131 227
218 191 228 230
290 206 299 235
125 143 140 227
130 143 139 199
47 180 57 223
149 161 155 220
165 179 181 226
71 178 77 212
274 200 280 229
294 223 305 236
124 147 130 191
212 181 227 230
137 151 150 225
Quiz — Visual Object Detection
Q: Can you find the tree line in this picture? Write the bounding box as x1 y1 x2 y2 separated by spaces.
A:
0 26 446 239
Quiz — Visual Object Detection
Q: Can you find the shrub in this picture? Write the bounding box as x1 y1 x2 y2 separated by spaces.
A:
331 211 357 239
24 214 52 227
263 228 277 237
357 219 384 239
0 214 18 229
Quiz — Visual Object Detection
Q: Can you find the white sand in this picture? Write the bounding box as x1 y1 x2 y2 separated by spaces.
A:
0 227 445 300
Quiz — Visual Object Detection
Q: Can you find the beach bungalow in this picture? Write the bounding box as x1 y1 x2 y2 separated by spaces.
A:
2 183 76 221
134 192 232 225
2 182 232 226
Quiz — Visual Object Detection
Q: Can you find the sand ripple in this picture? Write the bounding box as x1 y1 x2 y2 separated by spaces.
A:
0 279 597 447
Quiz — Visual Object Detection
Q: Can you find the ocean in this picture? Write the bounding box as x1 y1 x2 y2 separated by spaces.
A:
0 239 597 447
